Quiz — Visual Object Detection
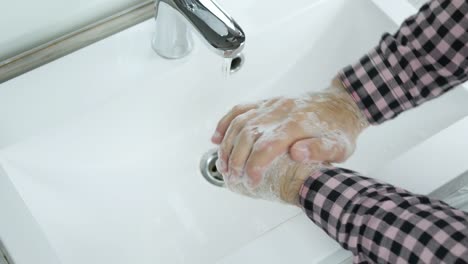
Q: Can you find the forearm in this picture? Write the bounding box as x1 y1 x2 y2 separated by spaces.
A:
339 0 468 125
300 168 468 263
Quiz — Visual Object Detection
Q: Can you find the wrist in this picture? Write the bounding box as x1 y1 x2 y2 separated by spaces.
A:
330 76 369 134
280 163 323 206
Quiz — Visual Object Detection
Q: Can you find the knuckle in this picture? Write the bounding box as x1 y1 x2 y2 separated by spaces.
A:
231 105 242 113
218 143 228 154
239 127 251 139
241 126 259 139
218 150 228 164
245 115 261 127
231 115 244 127
262 97 279 107
232 111 256 128
232 103 254 114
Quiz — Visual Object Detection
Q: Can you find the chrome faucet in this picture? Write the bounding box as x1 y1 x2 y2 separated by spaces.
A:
152 0 245 59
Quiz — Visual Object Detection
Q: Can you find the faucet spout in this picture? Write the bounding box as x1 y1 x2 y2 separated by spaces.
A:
152 0 245 59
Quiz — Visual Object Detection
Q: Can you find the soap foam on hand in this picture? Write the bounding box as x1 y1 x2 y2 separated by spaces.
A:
213 80 368 204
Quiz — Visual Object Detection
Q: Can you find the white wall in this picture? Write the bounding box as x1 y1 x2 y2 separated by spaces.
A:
0 0 147 61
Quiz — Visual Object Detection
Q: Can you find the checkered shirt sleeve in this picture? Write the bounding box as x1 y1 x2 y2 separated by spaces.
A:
339 0 468 124
299 167 468 263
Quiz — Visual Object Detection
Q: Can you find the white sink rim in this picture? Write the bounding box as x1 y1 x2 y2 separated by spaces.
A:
1 0 468 263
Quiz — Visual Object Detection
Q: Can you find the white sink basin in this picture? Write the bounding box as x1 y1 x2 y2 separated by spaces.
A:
0 0 467 263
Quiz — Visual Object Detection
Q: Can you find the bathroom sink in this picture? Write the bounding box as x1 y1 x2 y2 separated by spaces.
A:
0 0 467 263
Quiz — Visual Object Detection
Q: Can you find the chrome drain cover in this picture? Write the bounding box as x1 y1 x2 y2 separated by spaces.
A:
200 148 224 187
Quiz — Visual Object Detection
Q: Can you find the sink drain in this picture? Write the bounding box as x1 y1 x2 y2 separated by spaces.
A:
200 148 225 187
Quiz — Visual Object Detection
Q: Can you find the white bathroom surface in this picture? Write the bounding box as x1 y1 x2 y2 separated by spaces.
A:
0 165 60 264
0 0 468 263
216 214 345 264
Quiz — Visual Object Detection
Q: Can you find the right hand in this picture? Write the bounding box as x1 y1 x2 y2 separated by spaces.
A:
211 77 368 187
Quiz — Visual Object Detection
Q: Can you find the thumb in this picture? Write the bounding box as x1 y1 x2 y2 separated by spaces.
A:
289 137 349 163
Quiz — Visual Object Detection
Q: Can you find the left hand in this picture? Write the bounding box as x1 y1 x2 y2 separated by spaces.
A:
224 154 323 205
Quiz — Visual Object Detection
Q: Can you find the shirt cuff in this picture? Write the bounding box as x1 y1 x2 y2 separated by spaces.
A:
338 42 414 125
299 167 379 239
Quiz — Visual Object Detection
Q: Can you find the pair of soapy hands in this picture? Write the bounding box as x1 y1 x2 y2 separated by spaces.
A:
211 78 368 206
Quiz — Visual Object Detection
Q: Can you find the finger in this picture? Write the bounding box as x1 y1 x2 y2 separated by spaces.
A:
228 126 262 181
290 137 348 163
212 103 257 144
244 123 304 188
261 97 282 107
218 110 257 173
211 97 283 144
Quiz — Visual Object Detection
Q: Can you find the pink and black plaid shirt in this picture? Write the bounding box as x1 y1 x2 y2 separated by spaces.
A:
300 0 468 263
